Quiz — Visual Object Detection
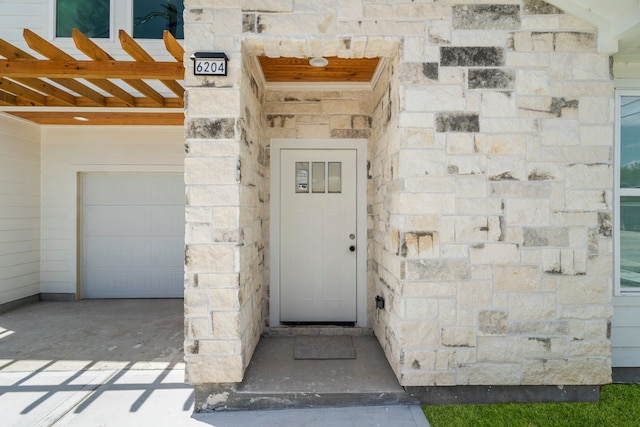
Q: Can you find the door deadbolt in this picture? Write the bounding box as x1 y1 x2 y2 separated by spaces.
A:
349 245 356 252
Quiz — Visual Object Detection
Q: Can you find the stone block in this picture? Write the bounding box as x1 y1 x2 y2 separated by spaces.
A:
481 92 517 117
506 199 550 226
469 69 515 90
185 157 238 185
477 336 522 363
516 69 549 95
522 358 610 385
397 3 451 20
406 129 435 148
441 327 476 347
447 155 487 175
400 320 440 347
558 276 609 305
470 243 520 265
405 259 472 281
453 5 520 30
565 163 612 190
509 293 556 321
480 118 539 133
185 244 237 272
458 281 493 309
401 231 439 258
397 193 455 214
446 133 474 154
241 0 292 12
460 364 523 385
523 0 564 15
402 349 436 371
554 32 596 52
479 310 508 335
186 354 244 383
455 176 488 198
405 85 466 112
399 63 439 84
508 320 569 336
579 97 612 125
523 227 569 247
522 337 568 358
475 134 525 155
440 47 505 67
404 298 439 319
494 265 541 292
186 118 236 139
436 113 480 133
257 13 336 35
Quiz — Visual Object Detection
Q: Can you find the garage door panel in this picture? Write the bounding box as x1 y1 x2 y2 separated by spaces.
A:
84 174 184 206
82 173 184 299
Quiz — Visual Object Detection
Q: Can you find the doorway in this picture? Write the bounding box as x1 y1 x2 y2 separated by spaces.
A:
270 139 367 326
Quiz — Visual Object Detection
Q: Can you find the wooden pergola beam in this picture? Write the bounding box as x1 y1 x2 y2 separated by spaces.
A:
0 59 184 80
0 77 46 105
71 29 168 107
119 30 184 98
163 30 185 63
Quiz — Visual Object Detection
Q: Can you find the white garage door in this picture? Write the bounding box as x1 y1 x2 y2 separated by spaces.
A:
81 173 184 298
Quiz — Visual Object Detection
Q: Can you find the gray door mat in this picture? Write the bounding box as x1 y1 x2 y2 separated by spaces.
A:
293 335 356 359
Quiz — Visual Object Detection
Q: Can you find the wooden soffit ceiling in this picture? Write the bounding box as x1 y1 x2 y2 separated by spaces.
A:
258 56 380 83
0 28 184 125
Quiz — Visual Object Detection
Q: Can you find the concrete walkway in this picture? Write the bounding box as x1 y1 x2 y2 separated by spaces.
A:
0 300 430 426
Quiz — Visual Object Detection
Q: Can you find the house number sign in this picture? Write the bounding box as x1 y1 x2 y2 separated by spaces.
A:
191 52 229 76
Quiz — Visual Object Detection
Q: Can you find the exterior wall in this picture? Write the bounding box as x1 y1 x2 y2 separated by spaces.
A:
0 115 41 306
184 0 614 390
611 296 640 366
0 0 178 61
40 126 184 296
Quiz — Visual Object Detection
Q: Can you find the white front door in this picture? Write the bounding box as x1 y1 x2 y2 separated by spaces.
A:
279 148 358 322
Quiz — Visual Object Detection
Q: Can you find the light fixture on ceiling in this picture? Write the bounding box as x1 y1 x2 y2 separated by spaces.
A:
73 116 90 122
309 57 329 67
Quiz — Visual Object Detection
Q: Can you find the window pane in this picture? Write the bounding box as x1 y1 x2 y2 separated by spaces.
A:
620 96 640 188
312 162 325 193
328 162 342 193
620 196 640 291
133 0 184 39
56 0 110 38
295 162 309 193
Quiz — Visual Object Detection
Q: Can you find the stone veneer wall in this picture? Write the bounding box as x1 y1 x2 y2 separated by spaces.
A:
184 0 614 390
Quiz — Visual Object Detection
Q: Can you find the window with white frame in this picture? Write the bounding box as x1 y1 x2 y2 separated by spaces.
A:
616 90 640 294
55 0 183 39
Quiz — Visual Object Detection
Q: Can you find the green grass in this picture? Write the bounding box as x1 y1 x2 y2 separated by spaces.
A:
422 384 640 427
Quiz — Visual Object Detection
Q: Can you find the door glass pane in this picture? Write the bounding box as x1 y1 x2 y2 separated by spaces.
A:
328 162 342 193
620 96 640 188
56 0 110 38
295 162 309 193
620 196 640 291
312 162 325 193
134 0 184 39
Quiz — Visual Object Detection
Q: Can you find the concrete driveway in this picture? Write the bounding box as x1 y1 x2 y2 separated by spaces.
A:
0 299 430 426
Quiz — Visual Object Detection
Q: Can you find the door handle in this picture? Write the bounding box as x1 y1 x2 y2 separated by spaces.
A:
349 245 356 252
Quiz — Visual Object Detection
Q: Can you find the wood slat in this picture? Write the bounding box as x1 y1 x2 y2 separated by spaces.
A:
72 29 167 107
163 30 185 63
0 39 76 105
24 29 136 107
119 30 184 98
0 59 184 80
0 89 17 105
0 77 46 105
258 56 379 83
70 29 143 106
8 111 185 126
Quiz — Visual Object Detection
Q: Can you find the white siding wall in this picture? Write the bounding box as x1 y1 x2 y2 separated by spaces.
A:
0 114 41 305
612 296 640 366
40 126 184 296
